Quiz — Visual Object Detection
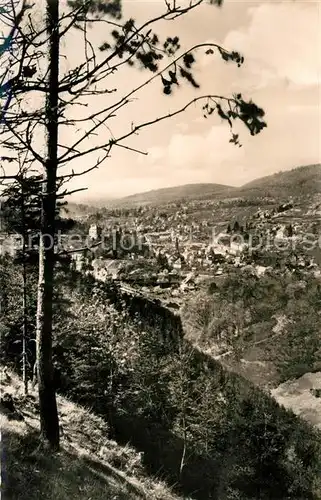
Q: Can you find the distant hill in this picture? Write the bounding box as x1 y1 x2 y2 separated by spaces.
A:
111 183 234 206
111 164 320 206
70 164 321 209
239 164 321 198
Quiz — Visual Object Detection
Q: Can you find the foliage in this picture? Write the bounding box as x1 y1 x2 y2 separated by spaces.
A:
0 256 72 381
183 268 321 382
1 370 180 500
274 279 321 381
0 255 37 375
1 262 321 498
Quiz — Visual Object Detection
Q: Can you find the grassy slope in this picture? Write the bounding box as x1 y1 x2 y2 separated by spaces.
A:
0 370 182 500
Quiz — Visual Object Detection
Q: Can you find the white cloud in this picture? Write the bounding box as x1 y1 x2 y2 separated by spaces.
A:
175 122 190 133
69 1 321 199
224 3 321 87
145 124 245 178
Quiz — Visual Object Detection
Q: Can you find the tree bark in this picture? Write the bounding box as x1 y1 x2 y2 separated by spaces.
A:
35 0 60 450
21 179 28 395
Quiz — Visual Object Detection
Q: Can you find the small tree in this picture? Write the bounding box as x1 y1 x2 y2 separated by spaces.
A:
1 164 41 394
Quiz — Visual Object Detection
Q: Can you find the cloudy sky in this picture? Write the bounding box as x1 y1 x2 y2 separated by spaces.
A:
2 0 321 199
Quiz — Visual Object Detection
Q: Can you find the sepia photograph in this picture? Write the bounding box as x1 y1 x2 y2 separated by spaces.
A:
0 0 321 498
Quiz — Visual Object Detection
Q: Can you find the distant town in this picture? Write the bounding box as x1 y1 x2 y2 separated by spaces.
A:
1 165 320 314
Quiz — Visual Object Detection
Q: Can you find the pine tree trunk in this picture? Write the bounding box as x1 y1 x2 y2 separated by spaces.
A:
35 0 60 450
22 202 28 396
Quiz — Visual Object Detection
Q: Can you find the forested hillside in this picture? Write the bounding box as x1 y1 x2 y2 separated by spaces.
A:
183 267 321 387
240 164 321 197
